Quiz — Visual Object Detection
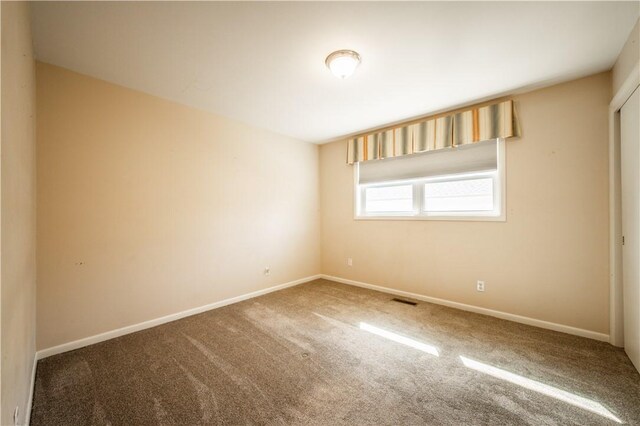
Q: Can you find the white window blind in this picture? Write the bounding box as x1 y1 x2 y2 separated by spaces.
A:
359 139 497 185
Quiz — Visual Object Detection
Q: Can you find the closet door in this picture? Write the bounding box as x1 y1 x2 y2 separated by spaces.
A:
621 86 640 372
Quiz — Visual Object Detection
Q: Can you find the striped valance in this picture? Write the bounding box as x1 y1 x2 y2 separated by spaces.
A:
347 100 520 164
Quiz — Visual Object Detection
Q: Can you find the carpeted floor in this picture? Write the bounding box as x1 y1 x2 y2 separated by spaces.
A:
31 279 640 425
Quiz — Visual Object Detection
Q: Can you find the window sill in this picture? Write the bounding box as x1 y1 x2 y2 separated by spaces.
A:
354 214 506 222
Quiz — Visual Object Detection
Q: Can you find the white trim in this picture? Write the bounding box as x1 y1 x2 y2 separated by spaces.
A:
36 275 321 360
25 352 37 425
354 215 506 223
32 271 609 359
609 59 640 347
321 274 609 342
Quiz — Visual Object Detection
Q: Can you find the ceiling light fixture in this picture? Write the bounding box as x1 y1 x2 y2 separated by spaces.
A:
325 50 361 79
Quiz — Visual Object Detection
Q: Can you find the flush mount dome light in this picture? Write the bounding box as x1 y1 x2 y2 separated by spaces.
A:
325 50 361 79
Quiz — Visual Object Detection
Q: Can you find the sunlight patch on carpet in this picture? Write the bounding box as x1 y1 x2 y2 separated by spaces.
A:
359 322 439 356
459 356 622 423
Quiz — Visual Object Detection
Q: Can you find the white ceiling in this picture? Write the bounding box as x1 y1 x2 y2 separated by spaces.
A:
31 2 639 143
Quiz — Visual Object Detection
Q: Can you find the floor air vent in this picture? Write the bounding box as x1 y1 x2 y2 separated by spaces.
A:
391 298 417 306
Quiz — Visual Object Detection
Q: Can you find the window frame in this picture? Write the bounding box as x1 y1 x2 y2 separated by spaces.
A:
354 139 506 222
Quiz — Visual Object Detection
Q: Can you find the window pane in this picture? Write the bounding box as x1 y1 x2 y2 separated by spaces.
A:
365 185 413 212
424 178 493 212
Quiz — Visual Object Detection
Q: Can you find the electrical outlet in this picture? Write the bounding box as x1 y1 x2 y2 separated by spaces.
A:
264 267 270 276
13 406 19 426
347 258 353 267
477 280 485 292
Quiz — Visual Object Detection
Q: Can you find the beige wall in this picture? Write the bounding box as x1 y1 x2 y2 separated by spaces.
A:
320 73 612 334
1 2 37 425
31 25 622 362
36 63 320 350
613 18 639 95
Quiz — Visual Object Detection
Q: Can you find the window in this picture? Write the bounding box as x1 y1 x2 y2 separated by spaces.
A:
424 176 494 212
364 184 414 213
355 139 505 220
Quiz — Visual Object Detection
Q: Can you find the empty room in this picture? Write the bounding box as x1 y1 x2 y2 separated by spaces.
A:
2 1 640 425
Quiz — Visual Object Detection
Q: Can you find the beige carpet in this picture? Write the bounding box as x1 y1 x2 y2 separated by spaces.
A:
31 279 640 425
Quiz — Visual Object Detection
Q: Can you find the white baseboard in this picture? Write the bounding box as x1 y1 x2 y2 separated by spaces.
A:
25 351 37 425
35 272 609 361
36 274 321 360
320 274 609 342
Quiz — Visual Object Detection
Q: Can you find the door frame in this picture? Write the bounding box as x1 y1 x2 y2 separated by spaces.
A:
609 59 640 347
